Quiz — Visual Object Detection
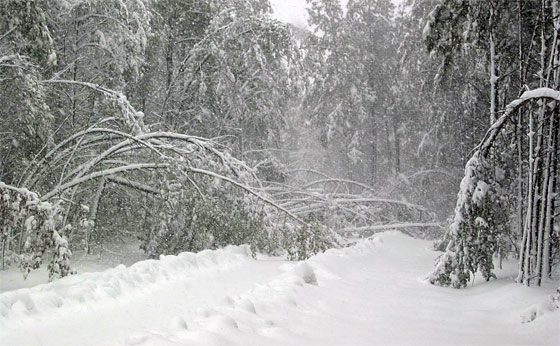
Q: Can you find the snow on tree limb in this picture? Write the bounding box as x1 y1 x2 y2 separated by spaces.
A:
41 163 169 201
260 169 436 236
430 87 560 288
301 178 377 193
478 87 560 157
329 197 427 211
186 166 307 225
41 79 146 134
341 222 444 233
27 127 305 225
106 176 159 195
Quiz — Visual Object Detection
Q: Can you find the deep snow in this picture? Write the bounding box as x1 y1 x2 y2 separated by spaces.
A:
0 240 148 293
0 232 558 345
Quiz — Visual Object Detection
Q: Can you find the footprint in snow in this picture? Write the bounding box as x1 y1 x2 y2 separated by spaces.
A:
170 316 189 331
125 333 150 345
236 297 256 313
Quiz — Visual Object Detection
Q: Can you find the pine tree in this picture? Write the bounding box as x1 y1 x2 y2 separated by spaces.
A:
303 0 397 185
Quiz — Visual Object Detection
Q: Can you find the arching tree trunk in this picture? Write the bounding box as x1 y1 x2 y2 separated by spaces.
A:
431 88 560 288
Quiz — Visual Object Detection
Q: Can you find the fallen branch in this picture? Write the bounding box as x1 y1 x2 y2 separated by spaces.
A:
340 222 444 233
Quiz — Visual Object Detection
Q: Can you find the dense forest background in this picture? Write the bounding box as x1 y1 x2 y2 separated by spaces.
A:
0 0 558 288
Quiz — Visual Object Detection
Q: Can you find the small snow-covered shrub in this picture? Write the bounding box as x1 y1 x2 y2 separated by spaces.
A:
140 180 267 257
429 154 506 288
281 220 338 261
0 182 72 280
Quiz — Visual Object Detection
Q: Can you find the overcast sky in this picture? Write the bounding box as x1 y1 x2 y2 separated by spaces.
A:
269 0 403 28
269 0 308 28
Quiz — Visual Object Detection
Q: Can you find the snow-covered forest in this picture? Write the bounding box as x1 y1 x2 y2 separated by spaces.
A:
1 0 559 344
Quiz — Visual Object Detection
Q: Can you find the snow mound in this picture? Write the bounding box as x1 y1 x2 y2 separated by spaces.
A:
0 245 252 326
169 316 189 331
294 262 318 285
129 233 395 345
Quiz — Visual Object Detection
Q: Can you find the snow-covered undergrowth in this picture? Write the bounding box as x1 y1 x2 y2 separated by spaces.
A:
0 239 149 293
1 232 558 345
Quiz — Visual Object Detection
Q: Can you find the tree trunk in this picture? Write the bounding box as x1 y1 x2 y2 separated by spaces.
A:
517 111 524 251
370 113 377 185
542 110 558 280
489 5 497 125
535 115 553 284
164 29 175 128
393 114 401 176
89 177 106 250
520 107 535 285
516 0 525 259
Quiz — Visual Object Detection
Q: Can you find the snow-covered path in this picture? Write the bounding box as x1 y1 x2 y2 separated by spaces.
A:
1 232 558 346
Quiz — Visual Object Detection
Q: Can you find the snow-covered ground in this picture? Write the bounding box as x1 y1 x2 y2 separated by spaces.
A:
0 240 148 293
1 232 558 346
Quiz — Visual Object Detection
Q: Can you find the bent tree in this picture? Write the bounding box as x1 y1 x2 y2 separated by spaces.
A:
429 88 560 288
0 0 337 280
425 0 560 288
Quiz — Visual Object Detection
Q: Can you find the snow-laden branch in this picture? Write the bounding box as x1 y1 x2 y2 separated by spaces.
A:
401 169 457 181
186 166 307 225
35 137 305 224
25 129 251 194
478 87 560 157
260 168 437 236
281 195 426 216
0 54 23 64
41 79 145 134
301 178 376 193
41 163 169 201
138 132 255 178
58 131 169 186
340 222 444 233
106 176 159 195
328 197 426 211
275 189 426 212
25 132 155 189
0 182 41 205
0 25 18 42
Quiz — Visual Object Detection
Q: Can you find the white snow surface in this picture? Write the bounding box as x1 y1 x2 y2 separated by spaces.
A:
1 232 558 345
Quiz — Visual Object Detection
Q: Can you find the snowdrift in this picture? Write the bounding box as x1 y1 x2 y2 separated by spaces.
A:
1 232 558 346
0 245 252 326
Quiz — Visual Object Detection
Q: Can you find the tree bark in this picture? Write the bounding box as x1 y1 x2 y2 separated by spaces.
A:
542 109 558 280
393 113 401 176
489 5 497 125
370 113 377 185
88 177 106 252
521 107 536 285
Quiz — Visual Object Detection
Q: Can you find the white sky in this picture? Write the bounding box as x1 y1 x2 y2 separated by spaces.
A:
269 0 403 28
269 0 312 28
